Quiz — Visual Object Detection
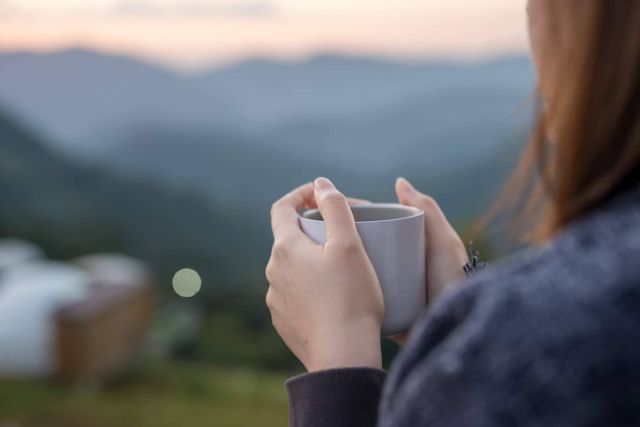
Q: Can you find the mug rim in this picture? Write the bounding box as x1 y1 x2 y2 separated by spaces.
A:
300 203 423 224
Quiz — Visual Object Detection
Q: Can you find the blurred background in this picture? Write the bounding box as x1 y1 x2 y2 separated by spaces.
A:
0 1 534 425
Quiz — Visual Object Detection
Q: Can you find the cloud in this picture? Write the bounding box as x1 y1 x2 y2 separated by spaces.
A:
0 0 276 20
111 0 276 18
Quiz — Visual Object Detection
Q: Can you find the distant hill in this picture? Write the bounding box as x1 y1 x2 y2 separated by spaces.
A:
0 109 265 291
0 48 534 152
92 121 524 232
0 47 534 252
193 54 533 127
0 49 235 148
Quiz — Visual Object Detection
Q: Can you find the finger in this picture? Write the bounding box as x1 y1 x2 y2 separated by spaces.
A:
313 177 359 244
271 182 314 240
348 197 372 206
303 196 370 210
395 177 455 235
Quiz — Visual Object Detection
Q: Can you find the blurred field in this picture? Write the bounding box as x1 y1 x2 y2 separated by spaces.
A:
0 361 290 427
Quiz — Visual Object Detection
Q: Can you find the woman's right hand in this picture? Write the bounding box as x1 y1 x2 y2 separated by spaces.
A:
395 177 469 304
389 177 469 345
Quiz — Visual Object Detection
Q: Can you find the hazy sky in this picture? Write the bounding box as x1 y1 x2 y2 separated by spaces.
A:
0 0 529 70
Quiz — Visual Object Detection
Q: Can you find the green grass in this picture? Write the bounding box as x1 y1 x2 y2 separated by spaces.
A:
0 361 290 427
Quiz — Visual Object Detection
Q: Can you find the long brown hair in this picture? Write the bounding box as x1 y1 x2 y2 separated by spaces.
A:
495 1 640 243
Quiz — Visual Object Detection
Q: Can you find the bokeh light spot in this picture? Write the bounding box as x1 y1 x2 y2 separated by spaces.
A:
172 268 201 298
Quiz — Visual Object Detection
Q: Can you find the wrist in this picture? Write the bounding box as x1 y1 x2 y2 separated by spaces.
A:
306 319 382 372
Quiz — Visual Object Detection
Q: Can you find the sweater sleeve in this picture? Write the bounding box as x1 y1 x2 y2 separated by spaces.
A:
286 367 387 427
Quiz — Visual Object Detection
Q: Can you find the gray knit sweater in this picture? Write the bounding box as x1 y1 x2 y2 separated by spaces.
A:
286 184 640 426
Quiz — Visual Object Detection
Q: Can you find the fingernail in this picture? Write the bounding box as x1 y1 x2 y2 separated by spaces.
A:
314 177 335 192
397 177 415 194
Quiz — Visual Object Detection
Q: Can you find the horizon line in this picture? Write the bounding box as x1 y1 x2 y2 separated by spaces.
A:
0 44 531 74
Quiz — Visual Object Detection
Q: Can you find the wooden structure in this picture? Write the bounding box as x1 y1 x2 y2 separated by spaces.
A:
54 283 154 383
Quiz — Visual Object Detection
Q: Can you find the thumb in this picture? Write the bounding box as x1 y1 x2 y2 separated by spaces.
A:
314 177 359 244
395 177 454 236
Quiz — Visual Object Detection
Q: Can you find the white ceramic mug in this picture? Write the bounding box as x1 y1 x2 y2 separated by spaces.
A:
299 203 426 336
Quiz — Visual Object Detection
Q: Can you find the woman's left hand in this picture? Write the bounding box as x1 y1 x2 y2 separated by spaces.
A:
265 177 384 372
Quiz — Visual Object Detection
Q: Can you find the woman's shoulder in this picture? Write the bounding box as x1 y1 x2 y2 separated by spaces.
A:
451 181 640 329
422 181 640 362
379 186 640 426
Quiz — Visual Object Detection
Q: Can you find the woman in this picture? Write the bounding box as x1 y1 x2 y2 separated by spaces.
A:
265 1 640 425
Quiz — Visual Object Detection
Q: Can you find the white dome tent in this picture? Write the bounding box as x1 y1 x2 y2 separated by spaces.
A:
74 253 151 288
0 239 44 277
0 261 92 378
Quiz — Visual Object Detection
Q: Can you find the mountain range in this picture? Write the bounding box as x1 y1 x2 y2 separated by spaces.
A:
0 48 536 285
0 49 534 151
